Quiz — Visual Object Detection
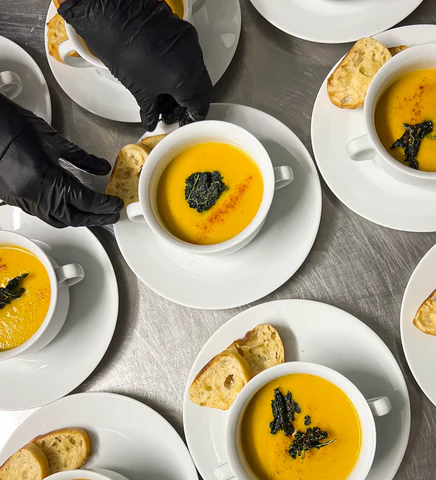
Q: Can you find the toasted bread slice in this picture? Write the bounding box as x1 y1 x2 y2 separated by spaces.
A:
414 289 436 336
189 350 252 410
32 428 90 474
105 144 150 207
47 14 79 63
327 37 392 109
228 324 285 377
0 443 50 480
389 45 408 56
141 134 168 151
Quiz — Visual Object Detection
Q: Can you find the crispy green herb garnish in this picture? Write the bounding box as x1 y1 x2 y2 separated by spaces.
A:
0 273 28 309
269 388 301 436
304 415 311 426
289 427 336 460
185 171 228 213
391 120 434 170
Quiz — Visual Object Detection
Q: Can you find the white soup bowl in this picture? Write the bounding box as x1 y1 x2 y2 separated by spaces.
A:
0 230 84 361
126 120 294 256
347 43 436 187
215 361 392 480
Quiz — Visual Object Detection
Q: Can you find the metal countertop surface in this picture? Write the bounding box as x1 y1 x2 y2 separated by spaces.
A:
1 0 436 478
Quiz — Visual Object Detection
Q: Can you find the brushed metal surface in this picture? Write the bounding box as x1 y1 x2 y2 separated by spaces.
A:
1 0 436 478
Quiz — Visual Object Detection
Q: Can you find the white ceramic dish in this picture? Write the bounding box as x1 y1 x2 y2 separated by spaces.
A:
0 206 118 410
44 1 241 122
126 120 293 256
249 0 423 44
183 299 411 480
0 70 22 100
311 24 436 232
0 231 84 361
46 468 129 480
0 35 51 123
401 243 436 407
113 103 322 309
347 43 436 187
0 392 198 480
222 361 391 480
59 0 195 70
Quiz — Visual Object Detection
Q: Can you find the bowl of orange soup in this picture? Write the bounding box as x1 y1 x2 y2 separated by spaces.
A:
347 43 436 186
0 230 84 361
126 121 294 255
219 362 391 480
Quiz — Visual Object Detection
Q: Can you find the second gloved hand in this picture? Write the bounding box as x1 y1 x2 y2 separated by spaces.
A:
59 0 213 131
0 95 123 228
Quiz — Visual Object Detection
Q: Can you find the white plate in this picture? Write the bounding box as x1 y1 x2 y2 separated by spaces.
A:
0 392 198 480
0 36 51 124
401 243 436 406
0 206 118 410
44 1 241 123
183 300 411 480
250 0 423 44
113 103 322 309
312 25 436 232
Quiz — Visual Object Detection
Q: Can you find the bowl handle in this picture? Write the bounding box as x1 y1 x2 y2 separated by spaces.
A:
213 462 235 480
55 264 85 287
126 201 146 223
367 396 392 417
347 134 376 162
274 166 294 190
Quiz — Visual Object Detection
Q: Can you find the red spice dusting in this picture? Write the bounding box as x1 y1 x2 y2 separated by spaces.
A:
196 176 254 242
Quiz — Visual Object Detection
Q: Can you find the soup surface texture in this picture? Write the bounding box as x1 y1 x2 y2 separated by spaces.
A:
157 143 264 245
375 69 436 172
241 374 362 480
0 246 51 351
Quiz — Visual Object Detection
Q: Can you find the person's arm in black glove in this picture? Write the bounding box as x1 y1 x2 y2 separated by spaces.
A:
58 0 212 131
0 95 123 228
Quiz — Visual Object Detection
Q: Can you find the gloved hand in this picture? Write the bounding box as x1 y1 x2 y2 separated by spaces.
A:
0 95 123 228
59 0 213 131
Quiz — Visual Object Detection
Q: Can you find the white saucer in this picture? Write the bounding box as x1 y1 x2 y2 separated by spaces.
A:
0 36 51 124
0 392 198 480
183 300 411 480
0 206 118 410
250 0 423 44
401 243 436 407
44 1 241 123
312 25 436 232
113 103 322 309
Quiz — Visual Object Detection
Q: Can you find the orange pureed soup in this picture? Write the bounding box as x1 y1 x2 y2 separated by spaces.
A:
375 68 436 172
0 245 51 351
157 143 264 245
241 374 362 480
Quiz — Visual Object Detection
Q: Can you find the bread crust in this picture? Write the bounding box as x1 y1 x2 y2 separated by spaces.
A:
327 37 392 109
413 288 436 336
0 443 50 480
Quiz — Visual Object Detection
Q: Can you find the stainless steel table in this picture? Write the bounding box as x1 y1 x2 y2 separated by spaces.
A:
1 1 436 478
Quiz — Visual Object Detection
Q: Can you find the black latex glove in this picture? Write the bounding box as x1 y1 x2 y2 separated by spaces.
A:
59 0 213 131
0 95 123 228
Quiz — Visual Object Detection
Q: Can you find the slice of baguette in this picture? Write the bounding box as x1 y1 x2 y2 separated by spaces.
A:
32 428 90 474
327 37 392 109
0 443 50 480
389 45 408 56
53 0 60 8
141 134 168 151
228 324 285 377
414 289 436 336
189 350 252 410
105 144 150 207
47 14 79 64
